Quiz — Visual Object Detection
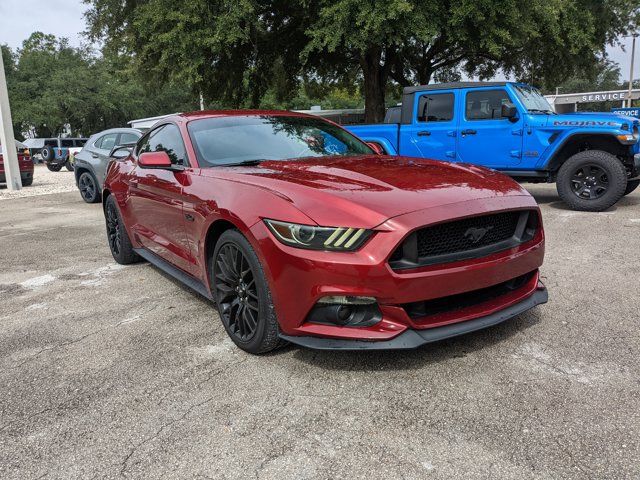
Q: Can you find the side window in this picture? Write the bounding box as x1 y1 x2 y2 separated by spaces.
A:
119 133 140 145
466 89 512 121
61 139 74 148
138 124 187 165
417 93 454 122
44 139 57 147
96 134 118 151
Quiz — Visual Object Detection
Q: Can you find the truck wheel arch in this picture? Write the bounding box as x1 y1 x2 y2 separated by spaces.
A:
546 134 629 173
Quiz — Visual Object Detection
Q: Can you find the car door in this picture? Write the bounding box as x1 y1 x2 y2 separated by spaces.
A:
456 88 524 168
128 124 193 273
398 90 457 162
91 132 119 186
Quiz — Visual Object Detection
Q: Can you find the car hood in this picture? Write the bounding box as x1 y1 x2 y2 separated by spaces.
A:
199 156 532 228
546 112 638 128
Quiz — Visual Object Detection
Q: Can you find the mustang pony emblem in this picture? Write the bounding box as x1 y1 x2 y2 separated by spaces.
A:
464 226 494 244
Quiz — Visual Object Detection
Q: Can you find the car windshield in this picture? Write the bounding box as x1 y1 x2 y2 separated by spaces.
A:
187 115 374 167
514 85 555 114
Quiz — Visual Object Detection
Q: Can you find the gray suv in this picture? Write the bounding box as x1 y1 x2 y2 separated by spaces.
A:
74 128 142 203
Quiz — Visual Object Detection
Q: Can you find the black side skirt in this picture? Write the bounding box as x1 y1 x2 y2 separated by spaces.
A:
133 248 213 301
279 287 548 351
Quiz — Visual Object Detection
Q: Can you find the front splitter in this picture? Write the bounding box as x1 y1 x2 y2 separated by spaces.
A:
279 287 548 351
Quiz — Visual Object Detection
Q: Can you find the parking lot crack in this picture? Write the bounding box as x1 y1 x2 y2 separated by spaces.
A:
119 395 217 477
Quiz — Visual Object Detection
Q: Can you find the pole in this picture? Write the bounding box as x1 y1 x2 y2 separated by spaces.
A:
0 46 21 191
199 92 204 111
627 34 637 108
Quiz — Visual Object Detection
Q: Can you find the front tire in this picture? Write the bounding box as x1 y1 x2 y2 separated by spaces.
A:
104 195 140 264
211 229 284 354
556 150 627 211
78 172 101 203
65 159 74 171
623 179 639 196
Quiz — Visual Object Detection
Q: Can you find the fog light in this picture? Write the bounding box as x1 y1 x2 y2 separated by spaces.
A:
307 297 382 327
317 295 376 305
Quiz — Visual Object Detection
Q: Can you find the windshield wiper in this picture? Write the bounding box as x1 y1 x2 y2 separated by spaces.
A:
217 159 265 167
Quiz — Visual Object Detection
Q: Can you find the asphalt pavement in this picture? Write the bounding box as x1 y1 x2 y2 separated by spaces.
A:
0 184 639 479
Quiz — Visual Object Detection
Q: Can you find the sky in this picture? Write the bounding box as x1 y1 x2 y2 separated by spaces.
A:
0 0 637 85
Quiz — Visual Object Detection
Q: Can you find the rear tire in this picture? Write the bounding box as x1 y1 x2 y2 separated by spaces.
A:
211 229 285 354
104 195 140 265
65 159 74 171
623 179 639 196
556 150 627 211
21 176 33 187
78 171 101 203
46 162 63 172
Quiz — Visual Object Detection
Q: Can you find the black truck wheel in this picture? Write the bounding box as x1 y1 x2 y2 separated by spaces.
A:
41 146 55 163
65 158 74 171
211 229 285 354
556 150 627 212
46 162 64 172
623 179 639 196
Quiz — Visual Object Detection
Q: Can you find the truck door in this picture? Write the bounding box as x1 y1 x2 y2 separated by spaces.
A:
456 88 523 168
399 90 457 162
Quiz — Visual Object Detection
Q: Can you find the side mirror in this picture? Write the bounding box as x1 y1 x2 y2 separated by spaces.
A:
138 151 173 169
501 103 518 122
366 142 385 155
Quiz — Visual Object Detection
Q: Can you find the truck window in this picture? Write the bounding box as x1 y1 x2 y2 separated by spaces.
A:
465 90 511 120
61 139 74 148
417 93 454 122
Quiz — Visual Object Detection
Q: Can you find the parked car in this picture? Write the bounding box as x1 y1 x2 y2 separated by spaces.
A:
41 137 88 172
346 82 640 211
102 110 547 354
0 140 34 187
74 128 142 203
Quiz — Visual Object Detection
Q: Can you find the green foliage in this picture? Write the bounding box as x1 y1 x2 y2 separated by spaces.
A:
4 32 197 138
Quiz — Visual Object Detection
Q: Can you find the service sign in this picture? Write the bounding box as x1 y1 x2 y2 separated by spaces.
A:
611 107 640 118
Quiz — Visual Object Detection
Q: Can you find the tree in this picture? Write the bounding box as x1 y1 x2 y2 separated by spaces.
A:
5 32 197 138
305 0 640 121
84 0 639 122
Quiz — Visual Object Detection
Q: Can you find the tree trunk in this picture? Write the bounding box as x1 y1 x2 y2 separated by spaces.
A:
361 47 386 123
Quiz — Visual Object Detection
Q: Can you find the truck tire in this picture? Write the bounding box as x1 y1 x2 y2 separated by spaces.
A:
556 150 627 212
46 162 64 172
65 158 74 171
40 145 55 163
623 179 639 196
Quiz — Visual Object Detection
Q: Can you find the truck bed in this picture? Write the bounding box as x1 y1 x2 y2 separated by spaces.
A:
346 124 400 155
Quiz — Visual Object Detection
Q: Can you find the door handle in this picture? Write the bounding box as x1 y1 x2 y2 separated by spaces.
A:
461 129 477 136
417 131 431 137
91 153 99 158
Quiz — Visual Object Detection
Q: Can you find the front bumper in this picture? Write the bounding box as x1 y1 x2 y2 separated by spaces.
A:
249 195 545 344
280 285 548 350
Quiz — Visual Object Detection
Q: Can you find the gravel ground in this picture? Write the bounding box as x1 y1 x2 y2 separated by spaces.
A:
0 185 639 479
0 164 77 200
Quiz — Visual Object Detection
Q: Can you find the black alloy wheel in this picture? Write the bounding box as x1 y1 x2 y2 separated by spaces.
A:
78 172 100 203
214 243 260 342
105 200 122 257
556 150 627 211
570 164 609 200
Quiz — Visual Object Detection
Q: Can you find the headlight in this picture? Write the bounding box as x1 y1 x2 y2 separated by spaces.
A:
264 219 373 251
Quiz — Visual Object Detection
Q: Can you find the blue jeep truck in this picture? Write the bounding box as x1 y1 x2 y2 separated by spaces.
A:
346 82 640 211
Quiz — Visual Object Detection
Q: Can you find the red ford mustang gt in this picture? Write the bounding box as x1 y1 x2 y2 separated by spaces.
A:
102 110 547 353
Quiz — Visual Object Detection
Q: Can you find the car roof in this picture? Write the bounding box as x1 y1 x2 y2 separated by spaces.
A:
175 109 316 122
403 82 510 94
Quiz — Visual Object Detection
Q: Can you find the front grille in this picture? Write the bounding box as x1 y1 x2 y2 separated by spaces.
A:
402 271 535 320
390 210 538 269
